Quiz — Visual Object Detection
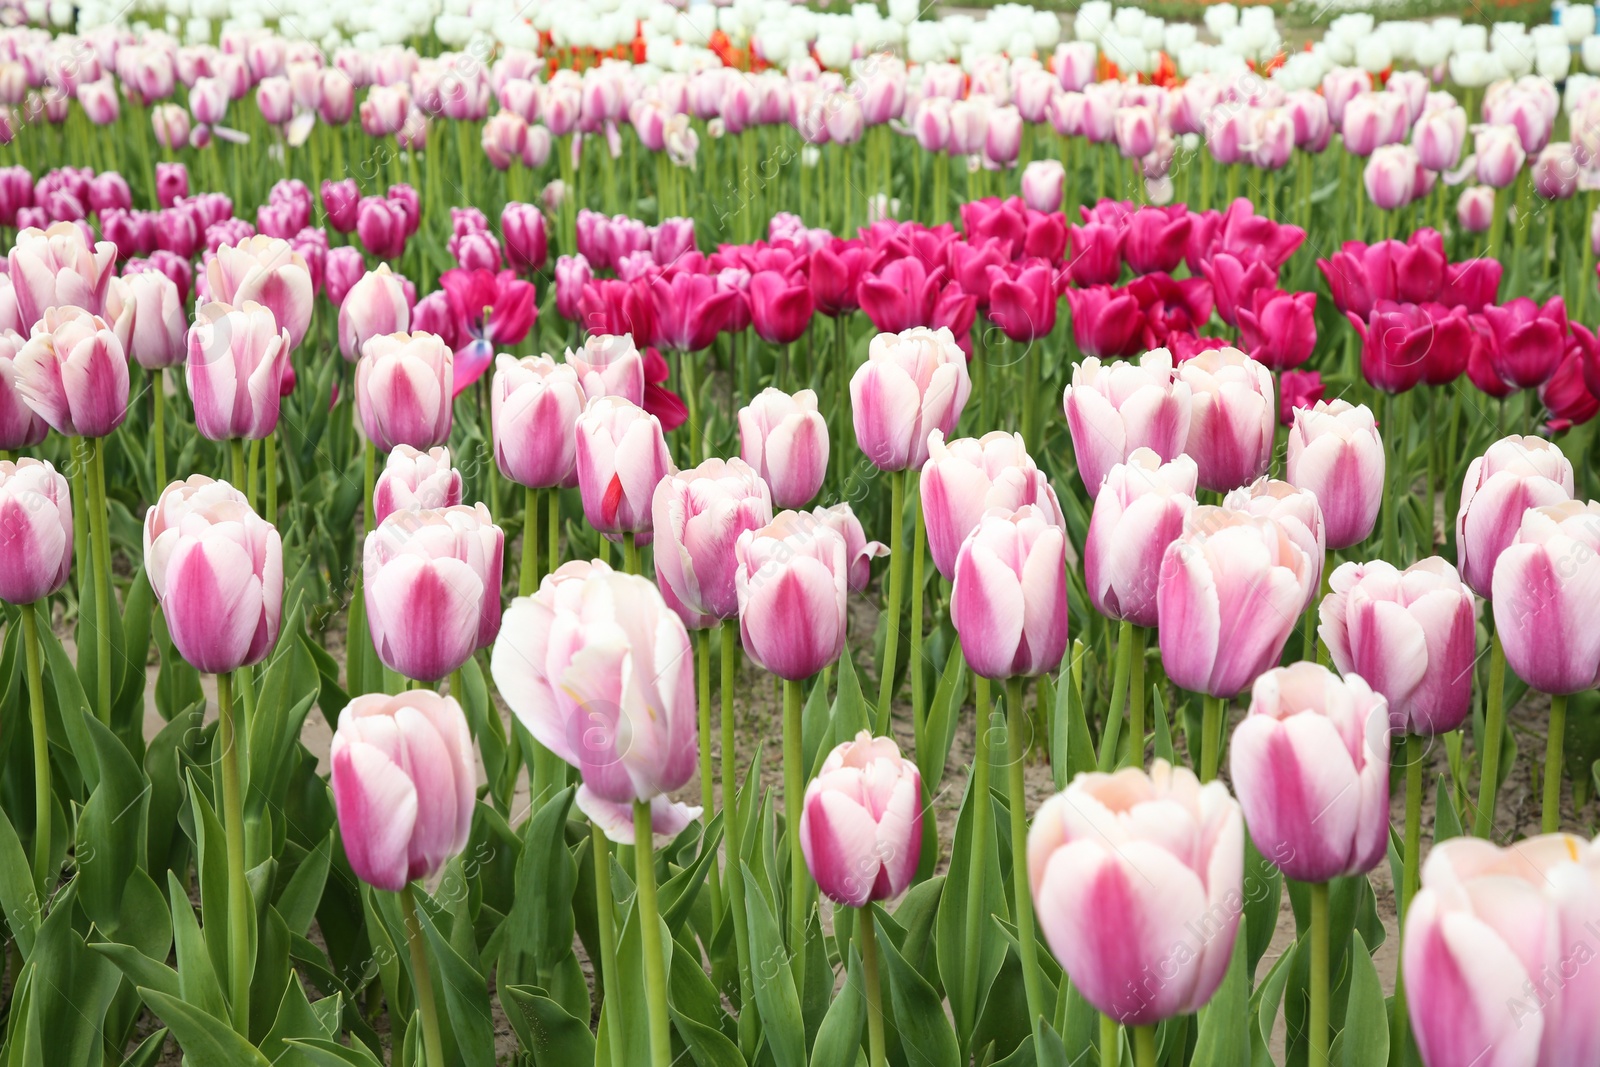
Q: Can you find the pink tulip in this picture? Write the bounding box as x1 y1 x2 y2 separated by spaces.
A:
653 457 774 622
1062 350 1193 496
14 305 128 438
1457 185 1495 233
650 271 737 354
339 264 411 362
205 234 314 351
155 162 188 208
501 201 548 275
987 259 1058 343
850 326 972 473
805 503 888 594
8 221 117 329
565 334 645 406
143 475 283 674
105 270 186 371
1222 478 1326 610
0 458 71 605
321 178 360 233
1085 449 1197 628
364 503 503 681
951 505 1069 680
1343 92 1406 156
329 690 475 891
1124 206 1191 275
800 731 922 907
1414 105 1466 171
1456 435 1574 599
1403 834 1600 1067
1476 125 1527 188
1483 295 1568 390
1230 663 1391 882
1029 760 1244 1025
1176 347 1275 494
1237 288 1317 372
922 429 1062 582
492 354 587 490
356 196 410 260
1158 507 1314 697
373 445 463 526
575 395 675 543
1286 399 1385 550
355 332 453 453
1492 500 1600 694
1021 160 1065 213
734 510 849 680
186 300 292 442
0 334 46 451
1320 558 1477 735
738 387 829 509
748 269 815 346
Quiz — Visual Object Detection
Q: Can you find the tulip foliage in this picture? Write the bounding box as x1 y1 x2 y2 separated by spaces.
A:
8 7 1600 1067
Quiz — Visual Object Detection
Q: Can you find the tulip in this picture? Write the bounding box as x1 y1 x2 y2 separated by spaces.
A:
653 458 774 622
1159 506 1314 700
748 269 815 346
856 256 944 334
501 201 548 275
921 429 1061 582
806 503 888 594
1237 288 1316 372
1085 449 1198 628
105 270 186 370
329 690 475 893
800 731 921 908
1286 399 1385 550
1124 206 1191 275
357 196 410 260
492 354 587 490
365 503 503 681
155 162 188 208
1403 834 1600 1067
1175 347 1275 494
650 272 737 354
438 267 538 393
0 335 46 451
8 220 117 329
1199 252 1279 328
575 395 675 545
186 301 292 442
1062 349 1193 496
0 457 71 606
205 234 314 351
14 305 129 438
951 505 1070 681
565 333 645 406
1483 294 1567 390
1029 760 1244 1025
1223 478 1326 611
1476 125 1527 188
355 332 453 453
1320 557 1476 735
734 510 849 681
1413 104 1467 172
1349 301 1433 394
339 264 412 362
373 446 463 526
1457 185 1495 232
144 475 283 674
851 326 972 473
738 387 829 509
1021 160 1065 213
1456 435 1575 600
1067 221 1125 287
1492 500 1600 695
987 260 1058 343
1230 663 1391 882
1062 285 1143 359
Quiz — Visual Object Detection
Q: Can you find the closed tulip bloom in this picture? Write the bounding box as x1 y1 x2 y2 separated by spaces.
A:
1456 436 1574 599
1029 760 1244 1026
1124 206 1191 275
15 305 128 438
105 271 186 371
734 511 849 681
329 690 475 891
1365 144 1419 210
1404 834 1600 1067
951 505 1070 680
0 458 71 605
1158 507 1313 697
800 731 922 908
651 458 773 623
365 503 503 680
491 561 700 832
143 475 283 674
186 301 292 442
1063 350 1193 496
851 326 972 473
1476 125 1527 188
1231 663 1391 883
1492 500 1600 694
749 269 815 346
0 335 46 450
373 445 463 526
1085 449 1198 628
575 395 675 543
7 221 117 329
1414 104 1467 171
1320 558 1477 735
1223 478 1326 610
1177 347 1275 494
355 332 453 454
1021 160 1065 212
807 503 889 594
339 264 411 362
205 234 314 351
738 387 828 509
492 354 586 490
1287 399 1385 549
1237 288 1317 372
564 333 644 405
987 259 1058 343
501 201 548 275
922 429 1062 581
1457 185 1496 233
1483 294 1568 390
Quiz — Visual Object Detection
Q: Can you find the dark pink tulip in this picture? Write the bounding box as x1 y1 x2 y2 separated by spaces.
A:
986 259 1058 343
1063 285 1142 359
1542 338 1599 429
1279 370 1325 427
448 230 501 272
410 291 458 350
1455 435 1574 599
749 269 814 346
1418 304 1473 385
1237 288 1317 371
440 267 537 393
140 250 194 305
155 161 188 208
650 271 737 353
947 239 1009 307
555 254 591 322
0 165 32 225
1199 251 1278 328
88 172 131 214
501 201 548 275
642 346 689 434
325 246 365 309
0 457 71 605
1128 272 1214 350
857 257 941 334
578 277 657 347
1441 258 1502 312
386 184 419 235
1066 221 1124 286
356 195 409 260
1349 301 1433 394
1483 294 1567 390
1209 197 1306 270
1467 323 1515 399
800 733 922 908
651 217 697 265
809 238 877 317
1124 206 1191 275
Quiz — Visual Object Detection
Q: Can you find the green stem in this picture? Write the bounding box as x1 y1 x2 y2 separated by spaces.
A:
859 905 887 1067
783 677 808 973
216 671 251 1036
548 486 560 574
633 801 672 1067
1101 620 1133 771
910 482 926 740
89 437 113 725
153 367 167 489
1134 1024 1157 1067
875 469 907 732
623 531 640 576
1101 1015 1119 1067
21 601 50 895
1474 630 1506 837
361 440 376 533
1309 880 1330 1067
697 629 721 916
720 621 757 1056
1126 626 1146 768
1200 694 1225 782
70 438 88 607
246 438 260 510
519 484 540 595
1544 692 1567 834
591 820 625 1067
959 675 992 1036
1402 734 1423 919
264 431 277 522
398 884 447 1067
1005 677 1047 1029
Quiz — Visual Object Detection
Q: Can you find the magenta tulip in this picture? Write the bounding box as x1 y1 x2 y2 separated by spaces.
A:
373 446 463 526
987 259 1058 343
650 271 737 353
850 326 972 473
857 256 943 334
1237 289 1317 372
1286 399 1385 549
738 387 829 509
355 332 453 453
800 732 922 908
1124 206 1191 276
734 511 849 681
1063 285 1143 358
1456 435 1574 599
492 354 587 490
652 457 773 622
575 395 675 543
0 458 71 605
951 505 1070 680
1483 294 1568 390
921 429 1062 582
748 269 815 346
1085 449 1197 628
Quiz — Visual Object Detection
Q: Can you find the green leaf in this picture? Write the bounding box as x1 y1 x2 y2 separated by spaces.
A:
277 831 333 938
670 1004 747 1067
936 755 1008 1055
811 942 867 1067
75 713 150 930
91 940 181 1004
919 647 967 794
877 901 961 1067
1051 649 1096 790
116 1028 169 1067
260 969 339 1064
165 869 228 1022
22 883 123 1067
499 787 585 1021
414 889 498 1067
0 807 40 957
739 862 805 1067
283 1038 384 1067
1242 837 1283 981
1433 774 1462 844
39 622 100 790
136 989 272 1067
500 984 597 1064
1192 926 1250 1066
1340 931 1389 1067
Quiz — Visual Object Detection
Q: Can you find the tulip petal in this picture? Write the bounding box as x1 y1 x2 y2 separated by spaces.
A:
331 740 419 892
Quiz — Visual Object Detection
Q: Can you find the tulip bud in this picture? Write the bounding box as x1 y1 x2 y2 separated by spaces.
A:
1231 663 1391 882
653 458 774 623
143 475 283 674
952 505 1070 680
330 691 475 891
575 395 675 543
1286 399 1385 550
851 327 972 473
339 264 412 362
15 305 128 438
1456 185 1495 233
373 445 463 526
0 457 72 605
1176 346 1275 494
186 300 292 442
1492 500 1600 694
1063 350 1193 496
321 178 360 233
501 201 548 275
355 331 453 453
800 731 922 907
1086 449 1197 628
1475 124 1527 188
1021 159 1066 213
735 510 849 680
105 270 186 370
564 333 644 405
1456 435 1574 598
738 387 829 510
492 354 587 490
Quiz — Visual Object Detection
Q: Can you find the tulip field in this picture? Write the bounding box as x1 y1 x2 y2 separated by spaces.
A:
9 0 1600 1065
